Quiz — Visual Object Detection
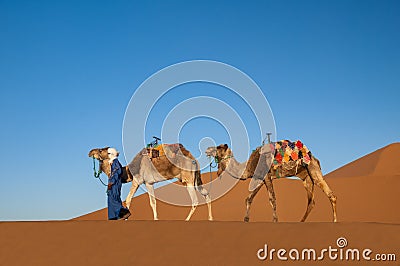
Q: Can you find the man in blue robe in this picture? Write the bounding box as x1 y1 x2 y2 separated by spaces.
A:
107 148 131 220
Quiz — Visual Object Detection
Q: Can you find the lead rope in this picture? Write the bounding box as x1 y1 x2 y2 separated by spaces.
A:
208 162 213 192
92 157 107 187
207 156 219 192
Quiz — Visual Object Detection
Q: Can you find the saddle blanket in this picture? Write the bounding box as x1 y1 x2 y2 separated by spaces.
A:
269 140 311 169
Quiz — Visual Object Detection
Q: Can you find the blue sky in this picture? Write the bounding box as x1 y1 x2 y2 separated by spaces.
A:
0 0 399 220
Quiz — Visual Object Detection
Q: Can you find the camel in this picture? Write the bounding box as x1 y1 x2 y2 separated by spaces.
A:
89 144 213 221
205 142 337 222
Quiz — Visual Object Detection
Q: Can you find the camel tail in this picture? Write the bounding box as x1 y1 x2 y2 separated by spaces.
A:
195 169 203 187
311 153 322 170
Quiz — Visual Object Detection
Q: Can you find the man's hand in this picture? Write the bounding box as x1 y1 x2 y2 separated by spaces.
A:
107 183 112 190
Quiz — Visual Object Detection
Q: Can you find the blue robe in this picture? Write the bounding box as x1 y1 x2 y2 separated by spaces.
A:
107 159 123 220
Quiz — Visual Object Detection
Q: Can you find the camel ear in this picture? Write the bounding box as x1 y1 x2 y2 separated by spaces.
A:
224 144 228 150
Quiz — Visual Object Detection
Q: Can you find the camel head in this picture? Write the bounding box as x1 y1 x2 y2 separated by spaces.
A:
205 146 217 158
206 144 233 176
88 147 111 176
88 147 110 161
206 144 232 160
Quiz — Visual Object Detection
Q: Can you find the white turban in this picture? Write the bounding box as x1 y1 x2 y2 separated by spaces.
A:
107 147 119 163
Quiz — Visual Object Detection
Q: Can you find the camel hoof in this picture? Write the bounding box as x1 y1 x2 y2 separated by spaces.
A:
244 217 249 222
208 217 214 221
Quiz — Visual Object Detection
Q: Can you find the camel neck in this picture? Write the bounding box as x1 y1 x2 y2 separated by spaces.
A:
223 157 247 180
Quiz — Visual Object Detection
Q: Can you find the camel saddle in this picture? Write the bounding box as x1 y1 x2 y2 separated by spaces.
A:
146 143 181 159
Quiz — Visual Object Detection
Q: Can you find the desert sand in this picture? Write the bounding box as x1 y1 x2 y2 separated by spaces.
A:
1 143 399 265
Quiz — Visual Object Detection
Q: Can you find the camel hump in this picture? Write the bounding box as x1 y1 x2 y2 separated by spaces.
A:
161 143 193 157
147 143 192 159
161 143 182 154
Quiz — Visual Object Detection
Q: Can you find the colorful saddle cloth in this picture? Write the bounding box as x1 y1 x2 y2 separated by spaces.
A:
269 140 311 169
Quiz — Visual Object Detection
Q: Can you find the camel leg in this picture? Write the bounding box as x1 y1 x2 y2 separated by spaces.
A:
264 178 278 222
315 179 337 222
308 160 337 222
145 183 158 220
300 176 315 222
204 193 213 221
125 179 140 209
185 184 198 221
198 187 213 221
244 183 263 222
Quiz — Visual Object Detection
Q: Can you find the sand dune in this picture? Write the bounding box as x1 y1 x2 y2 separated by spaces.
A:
1 143 399 265
326 143 400 178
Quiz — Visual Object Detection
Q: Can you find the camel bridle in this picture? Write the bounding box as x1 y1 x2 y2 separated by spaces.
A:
207 153 234 181
92 153 108 187
215 155 234 163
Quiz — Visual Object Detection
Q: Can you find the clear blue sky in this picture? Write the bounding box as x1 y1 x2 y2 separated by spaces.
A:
0 0 399 220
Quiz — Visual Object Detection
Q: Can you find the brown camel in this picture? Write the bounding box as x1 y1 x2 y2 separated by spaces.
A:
205 142 337 222
89 144 213 221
